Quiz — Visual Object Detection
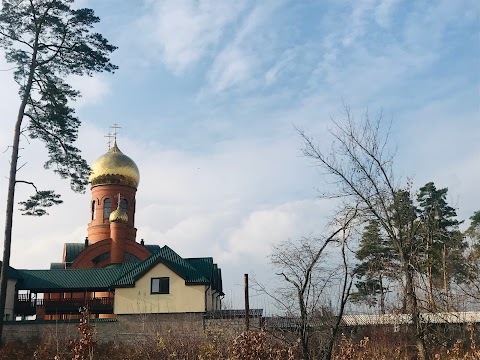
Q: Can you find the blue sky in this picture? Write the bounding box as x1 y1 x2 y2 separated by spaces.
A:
0 0 479 311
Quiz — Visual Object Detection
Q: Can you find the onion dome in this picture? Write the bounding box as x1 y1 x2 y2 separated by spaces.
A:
89 141 140 189
109 206 128 223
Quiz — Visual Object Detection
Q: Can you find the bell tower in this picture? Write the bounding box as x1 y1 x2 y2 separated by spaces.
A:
87 127 140 245
87 139 139 244
62 125 152 269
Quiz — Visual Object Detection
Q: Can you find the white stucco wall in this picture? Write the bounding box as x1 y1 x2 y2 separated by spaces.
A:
114 263 207 314
205 287 222 311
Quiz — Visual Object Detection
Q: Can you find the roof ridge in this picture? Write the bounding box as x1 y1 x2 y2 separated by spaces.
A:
113 246 209 287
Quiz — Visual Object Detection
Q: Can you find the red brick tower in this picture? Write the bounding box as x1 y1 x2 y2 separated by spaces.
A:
68 137 151 269
87 140 139 244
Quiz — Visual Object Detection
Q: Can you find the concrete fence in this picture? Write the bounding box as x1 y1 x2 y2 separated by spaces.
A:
3 312 263 343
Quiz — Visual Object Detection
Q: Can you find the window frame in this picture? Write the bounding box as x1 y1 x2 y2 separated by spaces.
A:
151 277 170 294
91 200 96 220
103 198 112 219
120 198 127 212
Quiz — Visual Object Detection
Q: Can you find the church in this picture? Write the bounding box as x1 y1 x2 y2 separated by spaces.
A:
3 133 223 320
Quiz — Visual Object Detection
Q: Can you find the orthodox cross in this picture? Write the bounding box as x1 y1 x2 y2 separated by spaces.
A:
110 123 122 142
104 132 113 149
116 193 124 210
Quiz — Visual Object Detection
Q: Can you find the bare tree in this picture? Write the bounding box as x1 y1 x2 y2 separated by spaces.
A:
322 224 355 360
258 208 357 360
298 107 428 359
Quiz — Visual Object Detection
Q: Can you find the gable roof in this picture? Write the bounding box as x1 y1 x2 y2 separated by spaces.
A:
186 257 213 279
114 246 210 286
185 258 223 294
16 245 221 292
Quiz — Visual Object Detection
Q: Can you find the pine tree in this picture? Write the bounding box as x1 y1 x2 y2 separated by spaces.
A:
352 220 396 313
416 182 466 311
0 0 117 340
466 210 480 250
464 211 480 300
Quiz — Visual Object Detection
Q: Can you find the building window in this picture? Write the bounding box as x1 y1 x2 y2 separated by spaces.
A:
125 252 141 263
92 252 110 265
91 200 96 220
120 198 127 212
151 277 169 294
133 199 136 223
103 198 111 219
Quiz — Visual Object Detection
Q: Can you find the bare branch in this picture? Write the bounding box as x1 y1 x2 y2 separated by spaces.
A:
15 180 38 192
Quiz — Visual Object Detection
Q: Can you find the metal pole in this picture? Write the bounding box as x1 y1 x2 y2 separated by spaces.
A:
244 273 249 331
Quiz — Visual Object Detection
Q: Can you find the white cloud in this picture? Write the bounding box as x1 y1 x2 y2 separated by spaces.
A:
264 48 298 86
137 0 247 74
208 47 253 92
69 75 111 108
206 0 284 92
341 0 376 47
374 0 399 28
217 199 337 263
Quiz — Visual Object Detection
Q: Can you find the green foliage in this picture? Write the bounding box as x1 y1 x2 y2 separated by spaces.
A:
352 182 468 311
0 0 117 214
416 182 467 287
352 220 396 311
18 190 62 216
466 210 480 248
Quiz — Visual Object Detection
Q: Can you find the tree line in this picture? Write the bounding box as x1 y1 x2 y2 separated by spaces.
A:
266 109 479 360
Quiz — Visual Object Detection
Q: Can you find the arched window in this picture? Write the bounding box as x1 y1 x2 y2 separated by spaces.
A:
133 199 136 223
125 252 141 263
92 252 110 265
91 200 96 220
120 198 127 212
103 198 111 219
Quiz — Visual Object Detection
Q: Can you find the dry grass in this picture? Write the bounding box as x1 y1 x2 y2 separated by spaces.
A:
1 316 480 359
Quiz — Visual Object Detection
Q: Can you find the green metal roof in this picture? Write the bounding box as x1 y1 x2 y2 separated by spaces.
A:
16 246 219 292
144 244 160 254
114 246 209 286
16 268 125 291
64 243 86 263
186 258 213 279
186 258 223 294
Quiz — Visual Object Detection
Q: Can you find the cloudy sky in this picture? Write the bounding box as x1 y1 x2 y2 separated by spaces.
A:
0 0 478 311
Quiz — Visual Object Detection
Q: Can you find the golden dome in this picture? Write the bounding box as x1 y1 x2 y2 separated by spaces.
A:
109 207 128 223
89 141 140 189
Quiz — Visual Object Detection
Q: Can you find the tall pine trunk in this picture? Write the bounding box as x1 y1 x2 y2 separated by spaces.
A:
426 233 435 311
380 274 385 314
0 37 38 343
442 244 449 311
